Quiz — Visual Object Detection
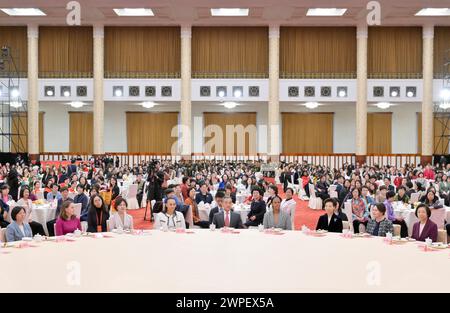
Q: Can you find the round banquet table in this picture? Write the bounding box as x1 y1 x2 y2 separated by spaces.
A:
30 203 56 236
393 202 450 236
0 230 449 293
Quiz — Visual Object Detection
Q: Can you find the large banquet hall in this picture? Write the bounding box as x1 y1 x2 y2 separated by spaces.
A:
1 0 450 296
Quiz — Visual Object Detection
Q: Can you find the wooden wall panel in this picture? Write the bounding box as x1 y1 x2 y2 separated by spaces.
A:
11 112 44 153
69 112 93 153
126 112 178 153
367 113 392 154
417 113 450 154
203 113 257 155
192 27 268 77
39 26 93 77
434 27 450 76
280 27 356 77
368 27 422 78
105 27 180 77
0 26 27 75
281 113 333 153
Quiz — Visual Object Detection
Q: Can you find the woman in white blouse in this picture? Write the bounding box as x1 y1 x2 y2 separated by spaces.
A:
108 197 134 231
154 197 186 230
16 187 45 235
280 187 296 217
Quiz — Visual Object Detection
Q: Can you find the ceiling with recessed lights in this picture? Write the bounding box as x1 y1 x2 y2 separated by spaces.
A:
0 0 449 26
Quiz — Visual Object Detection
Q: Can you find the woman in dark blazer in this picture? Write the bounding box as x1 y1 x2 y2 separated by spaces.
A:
87 195 110 233
316 198 343 233
109 177 120 202
411 204 438 242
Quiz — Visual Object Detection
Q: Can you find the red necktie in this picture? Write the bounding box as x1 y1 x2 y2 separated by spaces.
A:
225 211 230 227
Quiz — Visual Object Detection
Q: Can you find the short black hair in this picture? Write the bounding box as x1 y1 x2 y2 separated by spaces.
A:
164 188 174 195
323 198 338 208
11 206 26 221
0 184 10 191
415 203 431 218
215 191 225 199
60 186 69 193
285 187 294 194
374 203 387 215
19 186 30 199
386 191 396 199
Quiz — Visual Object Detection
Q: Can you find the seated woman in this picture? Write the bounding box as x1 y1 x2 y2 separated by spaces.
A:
185 187 209 228
394 186 410 204
0 184 12 228
30 181 42 201
411 204 438 242
316 198 343 233
384 190 408 237
87 195 110 233
5 206 33 242
154 197 186 230
422 190 443 209
265 184 278 207
366 203 394 237
350 188 369 233
263 195 291 230
55 201 82 236
108 197 134 231
280 187 296 216
16 187 45 236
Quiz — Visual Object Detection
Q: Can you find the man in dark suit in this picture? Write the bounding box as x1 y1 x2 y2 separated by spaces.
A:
212 196 243 229
208 191 225 223
282 167 298 193
316 198 343 233
67 159 77 178
195 183 213 204
335 176 344 194
244 188 266 227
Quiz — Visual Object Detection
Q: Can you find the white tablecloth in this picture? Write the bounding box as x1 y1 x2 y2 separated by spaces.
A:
31 203 56 236
393 203 450 236
1 230 449 292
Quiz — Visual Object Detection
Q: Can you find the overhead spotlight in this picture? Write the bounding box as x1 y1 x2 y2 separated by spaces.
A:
141 101 156 109
44 86 55 97
9 100 22 108
376 102 391 109
233 86 243 98
337 87 347 98
69 101 85 108
10 87 19 98
1 46 10 57
390 87 400 97
223 101 238 109
406 87 416 98
113 86 123 97
440 88 450 101
304 102 319 109
216 86 227 98
61 86 71 97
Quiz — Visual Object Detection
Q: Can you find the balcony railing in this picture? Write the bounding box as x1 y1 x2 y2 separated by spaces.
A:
368 73 423 79
192 72 268 79
104 72 180 79
280 72 356 79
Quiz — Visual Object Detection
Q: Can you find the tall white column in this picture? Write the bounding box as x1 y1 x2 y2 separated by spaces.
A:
27 25 39 159
268 26 280 161
180 26 192 158
356 25 368 164
422 26 434 164
93 25 104 155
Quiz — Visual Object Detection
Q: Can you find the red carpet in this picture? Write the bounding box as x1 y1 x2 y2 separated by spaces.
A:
129 181 323 230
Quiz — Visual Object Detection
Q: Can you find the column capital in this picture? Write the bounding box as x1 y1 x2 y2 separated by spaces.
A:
423 25 434 39
93 25 104 38
27 25 39 38
268 25 280 38
356 25 368 38
180 25 192 38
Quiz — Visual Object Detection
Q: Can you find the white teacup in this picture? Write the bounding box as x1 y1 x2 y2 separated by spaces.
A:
209 223 216 231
